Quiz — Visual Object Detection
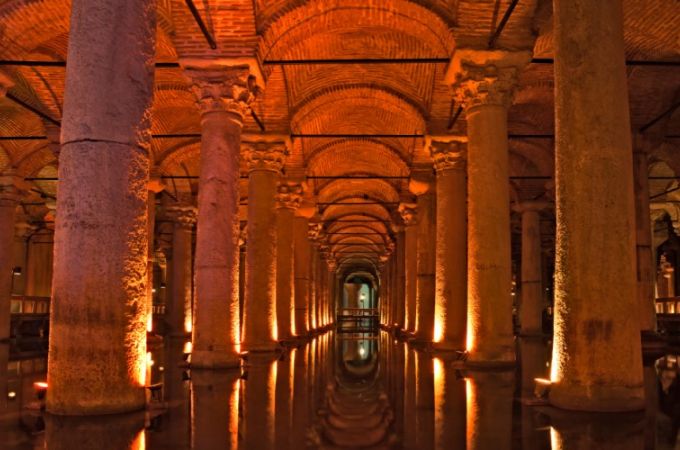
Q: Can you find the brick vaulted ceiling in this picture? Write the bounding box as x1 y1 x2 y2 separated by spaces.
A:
0 0 679 272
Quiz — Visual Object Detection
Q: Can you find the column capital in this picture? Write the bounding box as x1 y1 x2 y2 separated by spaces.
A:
398 202 418 226
427 136 467 172
276 181 303 210
166 204 197 229
14 219 37 241
326 260 337 272
445 49 531 110
408 166 434 196
308 222 324 242
184 65 258 120
148 166 165 193
243 140 288 174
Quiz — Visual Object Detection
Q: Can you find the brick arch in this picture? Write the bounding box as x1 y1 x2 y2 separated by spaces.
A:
259 0 454 61
306 141 410 177
292 87 426 136
317 179 400 205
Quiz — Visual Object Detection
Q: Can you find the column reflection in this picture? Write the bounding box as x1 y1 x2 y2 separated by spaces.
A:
45 412 146 450
466 370 514 450
242 353 277 450
190 369 240 450
433 357 465 450
548 412 644 450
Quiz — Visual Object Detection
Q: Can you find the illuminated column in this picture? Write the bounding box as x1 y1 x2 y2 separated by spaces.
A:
515 201 548 336
327 261 337 325
549 0 644 411
447 49 530 364
47 0 156 414
411 173 436 343
293 204 315 336
393 227 406 329
633 135 656 332
430 138 467 351
187 64 257 369
145 168 164 333
0 172 20 341
275 181 302 341
242 140 287 351
399 203 418 333
165 204 196 336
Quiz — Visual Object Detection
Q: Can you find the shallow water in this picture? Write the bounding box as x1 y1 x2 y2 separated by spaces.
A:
0 333 675 449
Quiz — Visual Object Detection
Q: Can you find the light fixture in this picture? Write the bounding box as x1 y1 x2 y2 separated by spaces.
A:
12 267 21 276
534 378 551 399
7 391 16 400
152 288 157 294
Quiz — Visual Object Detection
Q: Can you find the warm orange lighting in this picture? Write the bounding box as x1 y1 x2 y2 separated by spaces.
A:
132 429 146 450
229 377 240 450
434 302 444 343
466 310 475 352
184 316 192 334
34 381 48 390
433 357 444 448
146 313 153 333
549 426 562 450
183 341 193 354
465 377 475 446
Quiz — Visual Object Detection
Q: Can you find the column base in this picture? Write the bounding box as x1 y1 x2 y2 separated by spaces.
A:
46 389 146 416
191 350 241 369
241 341 280 353
549 382 645 412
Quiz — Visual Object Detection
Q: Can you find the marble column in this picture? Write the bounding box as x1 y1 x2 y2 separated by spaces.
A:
0 172 20 341
392 226 406 329
47 0 156 415
275 181 302 341
516 201 548 336
549 0 644 411
447 49 529 364
399 203 418 333
165 204 196 336
430 138 467 351
633 135 657 332
293 204 315 336
187 64 257 369
411 174 436 343
242 140 287 350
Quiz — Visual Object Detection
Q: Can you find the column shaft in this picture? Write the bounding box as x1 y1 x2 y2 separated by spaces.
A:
193 109 242 368
0 189 17 341
47 0 156 414
395 230 406 328
404 223 418 332
167 218 193 336
520 208 543 335
432 143 467 350
550 0 644 410
293 216 311 335
276 205 296 341
414 191 436 342
633 144 656 331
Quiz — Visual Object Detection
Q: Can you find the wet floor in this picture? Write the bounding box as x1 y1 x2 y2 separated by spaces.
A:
0 333 676 449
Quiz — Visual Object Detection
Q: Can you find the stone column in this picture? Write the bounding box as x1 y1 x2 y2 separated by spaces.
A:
242 140 287 350
293 203 315 337
0 172 20 341
447 49 529 364
548 0 644 411
46 0 156 415
515 201 549 336
399 203 418 333
411 174 436 343
327 261 337 325
429 138 467 351
633 135 656 332
165 204 196 337
392 226 406 329
187 64 257 368
146 168 164 333
275 181 302 342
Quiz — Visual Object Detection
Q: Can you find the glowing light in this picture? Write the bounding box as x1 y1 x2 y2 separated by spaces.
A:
433 358 444 448
465 377 475 445
147 352 154 367
434 302 444 343
183 341 193 354
359 346 366 357
132 429 146 450
466 310 475 352
184 316 192 333
34 381 48 389
147 313 153 333
7 391 16 399
549 426 562 450
229 377 240 450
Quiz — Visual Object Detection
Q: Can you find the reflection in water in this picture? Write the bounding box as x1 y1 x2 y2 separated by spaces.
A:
1 335 672 449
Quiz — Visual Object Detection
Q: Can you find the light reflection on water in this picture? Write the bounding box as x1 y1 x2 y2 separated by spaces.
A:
0 333 673 449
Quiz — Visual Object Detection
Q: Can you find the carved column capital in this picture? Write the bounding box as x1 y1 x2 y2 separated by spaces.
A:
185 66 257 120
148 166 165 194
0 170 23 206
446 49 530 110
243 141 287 174
398 202 418 226
427 137 467 172
276 182 303 210
326 260 337 272
167 204 197 229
